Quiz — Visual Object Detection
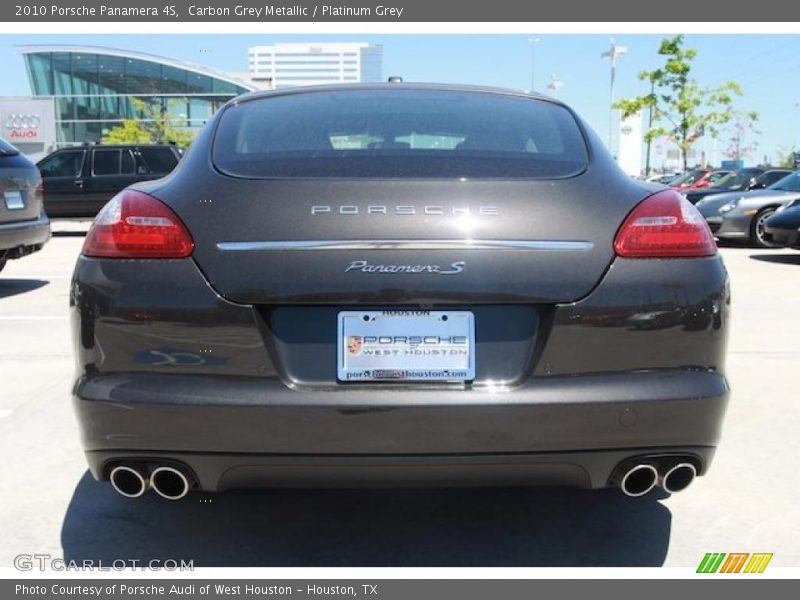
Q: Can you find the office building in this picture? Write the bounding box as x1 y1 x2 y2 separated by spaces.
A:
248 42 383 88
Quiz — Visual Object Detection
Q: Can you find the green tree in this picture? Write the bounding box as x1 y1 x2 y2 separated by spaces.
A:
102 98 195 147
615 35 757 171
775 145 798 169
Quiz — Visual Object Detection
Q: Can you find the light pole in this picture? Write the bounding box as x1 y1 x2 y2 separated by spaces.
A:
546 74 564 97
529 37 540 92
601 39 627 157
645 79 655 175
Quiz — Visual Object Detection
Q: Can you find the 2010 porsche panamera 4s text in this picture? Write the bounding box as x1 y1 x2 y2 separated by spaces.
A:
69 84 730 500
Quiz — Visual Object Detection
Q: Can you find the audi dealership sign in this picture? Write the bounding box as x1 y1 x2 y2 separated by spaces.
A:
4 113 42 139
0 97 56 149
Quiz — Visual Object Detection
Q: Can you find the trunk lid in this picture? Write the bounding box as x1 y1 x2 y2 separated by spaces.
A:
157 172 647 304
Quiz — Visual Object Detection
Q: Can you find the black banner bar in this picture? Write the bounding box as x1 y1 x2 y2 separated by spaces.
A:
3 579 794 600
2 0 800 22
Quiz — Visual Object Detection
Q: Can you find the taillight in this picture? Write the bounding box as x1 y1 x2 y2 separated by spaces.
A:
82 190 194 258
614 189 717 258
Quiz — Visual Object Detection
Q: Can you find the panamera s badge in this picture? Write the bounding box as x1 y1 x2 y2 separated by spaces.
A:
345 260 465 275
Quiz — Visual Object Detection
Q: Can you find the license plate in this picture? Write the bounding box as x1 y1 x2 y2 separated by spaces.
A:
337 310 475 382
3 190 24 210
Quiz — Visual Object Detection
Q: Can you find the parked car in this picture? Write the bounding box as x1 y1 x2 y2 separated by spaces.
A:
670 168 711 189
670 168 732 191
683 168 793 204
0 138 50 273
71 84 729 501
642 172 682 184
37 144 183 218
696 170 800 247
691 169 734 190
764 199 800 249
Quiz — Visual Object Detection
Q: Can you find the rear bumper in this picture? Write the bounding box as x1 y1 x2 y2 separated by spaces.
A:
71 251 730 492
0 212 50 254
75 369 728 490
87 448 717 492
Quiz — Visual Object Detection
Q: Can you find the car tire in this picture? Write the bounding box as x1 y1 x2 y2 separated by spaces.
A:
750 207 780 248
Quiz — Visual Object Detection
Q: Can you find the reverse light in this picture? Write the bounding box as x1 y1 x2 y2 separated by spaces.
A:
82 190 194 258
614 189 717 258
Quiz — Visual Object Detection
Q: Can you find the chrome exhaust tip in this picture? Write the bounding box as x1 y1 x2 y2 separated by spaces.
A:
150 466 191 500
661 462 697 494
109 465 148 498
618 464 659 497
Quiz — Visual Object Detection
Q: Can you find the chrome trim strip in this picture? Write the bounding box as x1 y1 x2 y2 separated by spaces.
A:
216 239 594 251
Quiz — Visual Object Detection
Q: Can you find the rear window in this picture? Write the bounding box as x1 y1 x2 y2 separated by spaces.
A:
212 90 588 179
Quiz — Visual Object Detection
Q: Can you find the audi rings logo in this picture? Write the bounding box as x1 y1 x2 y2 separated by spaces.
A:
5 114 41 130
4 113 42 140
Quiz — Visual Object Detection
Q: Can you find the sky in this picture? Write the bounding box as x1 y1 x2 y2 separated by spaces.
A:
1 33 799 166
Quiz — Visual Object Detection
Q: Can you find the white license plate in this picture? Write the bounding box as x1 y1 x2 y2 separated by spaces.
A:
3 191 25 210
337 310 475 382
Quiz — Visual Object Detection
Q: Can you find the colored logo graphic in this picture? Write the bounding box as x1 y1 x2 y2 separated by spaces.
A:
346 336 363 356
697 552 773 573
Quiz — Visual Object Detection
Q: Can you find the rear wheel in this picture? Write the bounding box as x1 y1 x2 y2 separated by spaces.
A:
750 207 779 248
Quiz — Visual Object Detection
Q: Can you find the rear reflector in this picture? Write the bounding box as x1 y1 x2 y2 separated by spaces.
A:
82 190 194 258
614 190 717 258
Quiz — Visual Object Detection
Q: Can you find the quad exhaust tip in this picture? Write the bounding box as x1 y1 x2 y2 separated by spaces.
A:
150 466 191 500
109 465 148 498
618 464 659 497
661 462 697 494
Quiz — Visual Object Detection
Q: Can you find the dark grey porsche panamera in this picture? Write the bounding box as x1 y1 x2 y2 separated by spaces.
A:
70 84 729 500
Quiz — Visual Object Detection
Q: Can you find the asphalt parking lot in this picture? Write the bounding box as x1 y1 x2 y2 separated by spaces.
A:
1 223 798 568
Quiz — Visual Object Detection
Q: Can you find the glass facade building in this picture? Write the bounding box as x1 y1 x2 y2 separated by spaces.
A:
18 45 255 146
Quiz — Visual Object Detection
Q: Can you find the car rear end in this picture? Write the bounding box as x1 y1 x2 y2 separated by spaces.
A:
0 138 50 271
70 85 730 500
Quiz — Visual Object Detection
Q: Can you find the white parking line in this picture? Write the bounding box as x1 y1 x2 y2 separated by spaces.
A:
0 316 68 320
0 275 72 279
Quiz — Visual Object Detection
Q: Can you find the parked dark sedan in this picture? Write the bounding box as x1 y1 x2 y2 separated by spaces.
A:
765 200 800 248
71 84 729 501
0 138 50 273
696 170 800 247
683 168 792 205
38 144 182 218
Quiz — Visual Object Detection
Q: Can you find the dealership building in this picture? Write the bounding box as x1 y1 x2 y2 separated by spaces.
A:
2 45 257 151
2 42 383 154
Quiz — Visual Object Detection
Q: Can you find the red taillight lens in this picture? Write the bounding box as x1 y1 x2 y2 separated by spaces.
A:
614 189 717 258
82 190 194 258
